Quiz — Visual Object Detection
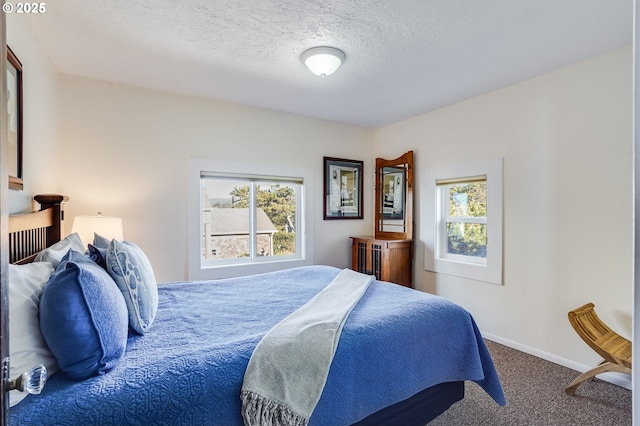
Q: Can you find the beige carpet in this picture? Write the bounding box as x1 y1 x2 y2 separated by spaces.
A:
429 340 632 425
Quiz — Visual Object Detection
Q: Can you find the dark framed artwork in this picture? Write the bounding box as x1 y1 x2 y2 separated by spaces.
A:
323 157 363 219
7 46 23 190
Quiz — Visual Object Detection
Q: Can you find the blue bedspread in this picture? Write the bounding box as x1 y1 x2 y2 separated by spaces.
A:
10 265 504 425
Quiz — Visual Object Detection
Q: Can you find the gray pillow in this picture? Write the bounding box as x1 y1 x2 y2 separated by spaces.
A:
34 232 85 268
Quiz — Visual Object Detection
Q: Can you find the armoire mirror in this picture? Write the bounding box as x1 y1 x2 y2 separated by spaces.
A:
375 150 413 240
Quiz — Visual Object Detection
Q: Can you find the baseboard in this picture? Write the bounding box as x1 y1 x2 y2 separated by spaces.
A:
481 331 632 391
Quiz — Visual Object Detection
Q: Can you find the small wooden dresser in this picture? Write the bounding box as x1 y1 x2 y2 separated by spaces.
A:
350 236 413 287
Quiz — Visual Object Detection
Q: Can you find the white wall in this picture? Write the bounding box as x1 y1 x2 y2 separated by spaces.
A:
55 76 373 283
6 11 374 287
6 16 60 213
373 46 633 378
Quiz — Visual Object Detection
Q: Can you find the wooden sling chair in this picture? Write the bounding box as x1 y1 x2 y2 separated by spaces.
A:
565 303 632 395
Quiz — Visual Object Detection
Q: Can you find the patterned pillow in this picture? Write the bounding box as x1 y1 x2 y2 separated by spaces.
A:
39 250 128 380
87 244 107 269
106 240 158 334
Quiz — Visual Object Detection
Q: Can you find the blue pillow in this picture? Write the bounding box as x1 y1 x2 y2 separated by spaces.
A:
93 233 111 249
87 234 110 269
87 244 107 269
39 250 128 380
106 240 158 334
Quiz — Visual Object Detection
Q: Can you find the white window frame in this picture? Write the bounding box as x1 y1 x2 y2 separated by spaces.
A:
423 158 503 285
188 158 314 280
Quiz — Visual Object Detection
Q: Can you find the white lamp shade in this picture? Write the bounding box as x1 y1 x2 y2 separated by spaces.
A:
72 214 124 247
301 47 345 77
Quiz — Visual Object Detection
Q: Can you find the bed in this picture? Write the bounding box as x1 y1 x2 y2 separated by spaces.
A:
7 195 505 425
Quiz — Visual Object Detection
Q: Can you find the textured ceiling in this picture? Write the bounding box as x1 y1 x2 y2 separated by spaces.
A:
25 0 632 128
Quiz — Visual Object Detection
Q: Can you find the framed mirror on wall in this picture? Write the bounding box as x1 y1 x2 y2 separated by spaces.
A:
375 150 413 240
7 46 22 191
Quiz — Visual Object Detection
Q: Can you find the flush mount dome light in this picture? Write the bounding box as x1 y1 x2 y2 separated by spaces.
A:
301 46 345 77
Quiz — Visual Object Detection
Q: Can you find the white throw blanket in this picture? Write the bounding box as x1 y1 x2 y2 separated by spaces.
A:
240 268 374 426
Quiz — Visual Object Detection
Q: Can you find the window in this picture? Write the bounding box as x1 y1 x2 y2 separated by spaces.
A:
201 176 300 262
188 159 313 280
423 158 502 284
439 179 487 264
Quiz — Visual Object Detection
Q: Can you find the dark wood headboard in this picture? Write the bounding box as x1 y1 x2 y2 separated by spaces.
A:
8 194 67 264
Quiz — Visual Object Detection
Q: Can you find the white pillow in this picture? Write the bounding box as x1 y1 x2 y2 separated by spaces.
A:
9 262 58 407
34 233 85 268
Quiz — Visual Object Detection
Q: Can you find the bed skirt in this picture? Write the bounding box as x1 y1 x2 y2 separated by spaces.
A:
354 381 464 425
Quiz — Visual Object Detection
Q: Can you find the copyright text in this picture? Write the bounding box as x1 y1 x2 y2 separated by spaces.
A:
3 3 47 13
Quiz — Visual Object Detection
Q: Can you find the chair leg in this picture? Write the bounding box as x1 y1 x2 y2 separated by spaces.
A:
565 362 632 396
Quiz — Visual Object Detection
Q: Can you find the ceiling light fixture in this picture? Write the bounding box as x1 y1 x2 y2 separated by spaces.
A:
301 46 345 77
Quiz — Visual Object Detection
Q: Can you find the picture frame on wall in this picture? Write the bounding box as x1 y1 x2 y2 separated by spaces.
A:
323 157 363 220
7 46 23 190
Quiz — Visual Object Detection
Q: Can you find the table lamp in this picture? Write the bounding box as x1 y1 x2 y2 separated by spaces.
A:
72 213 123 247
